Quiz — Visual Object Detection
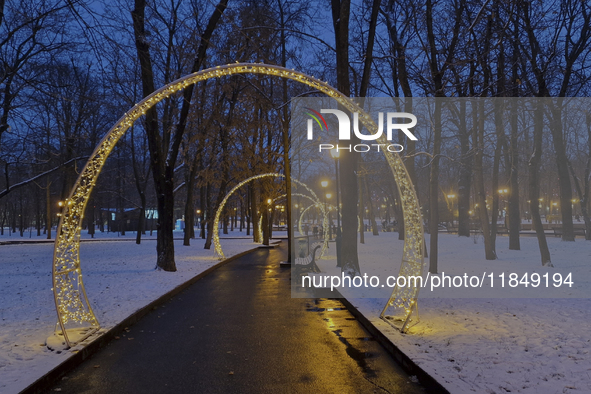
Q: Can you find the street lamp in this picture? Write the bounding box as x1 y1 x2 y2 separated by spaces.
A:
446 193 456 226
321 181 328 243
326 193 333 240
330 148 342 267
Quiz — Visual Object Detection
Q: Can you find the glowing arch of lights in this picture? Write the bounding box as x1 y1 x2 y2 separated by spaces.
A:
266 193 318 237
212 173 329 259
297 202 340 236
52 63 424 347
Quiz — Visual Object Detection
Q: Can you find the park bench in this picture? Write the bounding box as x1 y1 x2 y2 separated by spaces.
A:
553 227 586 237
294 243 322 274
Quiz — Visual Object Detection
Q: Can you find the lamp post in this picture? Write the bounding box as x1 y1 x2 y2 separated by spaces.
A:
321 180 328 242
330 148 342 267
326 193 332 240
446 193 456 226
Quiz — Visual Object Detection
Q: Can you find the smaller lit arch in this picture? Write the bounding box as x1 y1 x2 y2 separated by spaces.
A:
213 173 328 259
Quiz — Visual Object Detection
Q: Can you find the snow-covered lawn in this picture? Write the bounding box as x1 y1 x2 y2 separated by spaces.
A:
0 230 258 394
317 233 591 394
2 227 590 394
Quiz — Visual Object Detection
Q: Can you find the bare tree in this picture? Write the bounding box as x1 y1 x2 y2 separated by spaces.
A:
521 0 591 242
131 0 228 271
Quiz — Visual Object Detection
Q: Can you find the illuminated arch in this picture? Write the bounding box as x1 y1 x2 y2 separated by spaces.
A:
52 63 424 347
266 193 318 236
212 173 329 259
297 202 343 236
270 193 321 236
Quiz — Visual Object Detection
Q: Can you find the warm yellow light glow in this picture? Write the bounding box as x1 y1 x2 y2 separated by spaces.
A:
330 149 340 159
53 63 424 346
294 193 325 235
553 202 558 206
326 193 332 199
58 201 63 207
321 180 328 188
212 173 328 259
447 194 455 199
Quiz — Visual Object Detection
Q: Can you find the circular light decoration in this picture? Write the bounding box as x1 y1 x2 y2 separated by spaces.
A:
265 193 318 237
52 63 424 347
254 192 320 246
297 202 349 237
212 173 329 259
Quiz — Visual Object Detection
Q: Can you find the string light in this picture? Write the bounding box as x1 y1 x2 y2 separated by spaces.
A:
52 63 424 348
212 173 328 259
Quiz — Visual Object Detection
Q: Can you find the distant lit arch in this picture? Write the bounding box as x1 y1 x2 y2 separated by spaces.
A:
212 173 328 259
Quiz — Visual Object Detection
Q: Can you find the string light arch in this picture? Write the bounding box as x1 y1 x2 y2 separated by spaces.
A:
212 173 328 259
52 63 424 347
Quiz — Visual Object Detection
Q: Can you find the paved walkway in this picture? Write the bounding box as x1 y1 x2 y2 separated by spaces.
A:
46 244 425 394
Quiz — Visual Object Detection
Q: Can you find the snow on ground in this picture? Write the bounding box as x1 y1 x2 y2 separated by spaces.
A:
0 229 259 394
2 226 590 394
316 233 591 394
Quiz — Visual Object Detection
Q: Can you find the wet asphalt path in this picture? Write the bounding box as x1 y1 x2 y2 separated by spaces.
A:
46 244 425 394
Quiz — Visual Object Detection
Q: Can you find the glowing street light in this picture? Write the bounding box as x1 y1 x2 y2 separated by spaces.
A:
446 193 457 225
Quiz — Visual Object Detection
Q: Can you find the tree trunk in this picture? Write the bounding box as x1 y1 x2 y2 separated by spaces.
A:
200 185 206 239
36 189 41 236
331 0 360 276
529 104 552 265
204 179 227 250
131 0 227 270
507 99 520 249
358 170 365 244
567 109 591 240
428 99 442 273
250 183 259 242
457 100 472 237
549 103 575 241
262 203 270 246
132 0 176 271
137 192 146 245
474 100 497 260
87 196 95 239
156 185 176 269
46 181 52 239
277 0 292 263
